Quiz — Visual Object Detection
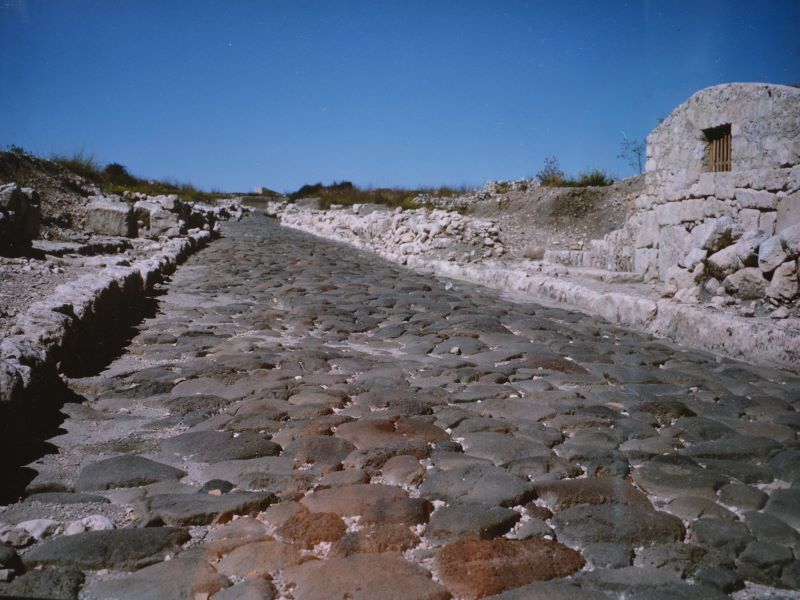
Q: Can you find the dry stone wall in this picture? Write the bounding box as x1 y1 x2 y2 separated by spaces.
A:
280 204 505 264
589 84 800 317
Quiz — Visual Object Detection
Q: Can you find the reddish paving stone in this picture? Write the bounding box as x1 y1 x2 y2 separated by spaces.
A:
330 524 420 558
335 416 448 449
216 539 303 579
519 355 588 374
301 483 405 516
532 477 651 511
284 552 450 600
434 537 585 599
288 391 348 408
276 505 347 548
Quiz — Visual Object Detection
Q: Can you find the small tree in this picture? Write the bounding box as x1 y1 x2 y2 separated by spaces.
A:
536 156 566 186
618 135 646 174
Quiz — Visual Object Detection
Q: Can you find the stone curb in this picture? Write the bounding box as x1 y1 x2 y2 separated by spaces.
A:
0 230 213 409
282 219 799 373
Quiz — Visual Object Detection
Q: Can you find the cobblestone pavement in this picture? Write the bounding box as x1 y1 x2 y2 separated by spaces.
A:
2 214 800 599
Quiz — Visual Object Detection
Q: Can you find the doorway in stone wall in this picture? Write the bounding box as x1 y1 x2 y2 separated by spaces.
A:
704 124 732 172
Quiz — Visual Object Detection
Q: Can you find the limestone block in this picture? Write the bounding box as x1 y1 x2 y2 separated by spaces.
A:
149 210 183 238
713 173 736 200
658 225 692 279
680 248 707 271
706 245 743 279
0 183 41 249
84 199 136 237
738 209 761 232
635 195 656 211
689 173 715 198
665 265 697 291
766 260 799 301
759 211 777 236
758 236 788 273
635 211 659 248
722 268 767 299
634 248 659 281
790 165 800 193
776 190 800 234
690 217 742 252
735 189 777 210
781 224 800 258
733 230 769 265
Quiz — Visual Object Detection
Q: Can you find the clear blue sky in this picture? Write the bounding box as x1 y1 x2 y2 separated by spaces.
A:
2 1 798 193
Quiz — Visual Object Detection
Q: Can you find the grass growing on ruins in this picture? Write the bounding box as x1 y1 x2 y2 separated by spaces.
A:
536 156 614 187
287 181 470 210
50 150 229 203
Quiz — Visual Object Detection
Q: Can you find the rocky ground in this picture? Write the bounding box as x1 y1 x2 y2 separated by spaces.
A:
2 213 800 599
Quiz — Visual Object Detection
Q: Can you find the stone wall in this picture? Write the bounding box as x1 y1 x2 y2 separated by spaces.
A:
646 83 800 196
586 83 800 316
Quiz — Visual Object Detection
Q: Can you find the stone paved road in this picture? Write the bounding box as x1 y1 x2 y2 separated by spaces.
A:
2 214 800 599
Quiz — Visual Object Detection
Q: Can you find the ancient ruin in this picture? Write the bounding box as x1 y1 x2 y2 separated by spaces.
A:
1 83 799 599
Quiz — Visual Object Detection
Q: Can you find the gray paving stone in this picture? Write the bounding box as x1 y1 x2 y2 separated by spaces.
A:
419 463 534 506
84 550 231 600
160 430 281 461
764 488 800 530
22 527 190 570
76 456 186 491
551 504 685 547
427 503 520 541
137 491 276 526
0 566 84 600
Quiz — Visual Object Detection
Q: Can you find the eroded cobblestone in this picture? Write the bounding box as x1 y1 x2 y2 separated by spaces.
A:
2 214 800 599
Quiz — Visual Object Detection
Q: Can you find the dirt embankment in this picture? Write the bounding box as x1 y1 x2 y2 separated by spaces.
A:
467 175 645 254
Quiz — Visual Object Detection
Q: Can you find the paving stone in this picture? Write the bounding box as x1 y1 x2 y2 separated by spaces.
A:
427 503 520 541
216 539 303 579
84 550 230 600
737 540 794 583
694 566 739 593
335 416 448 449
551 504 685 547
743 510 800 554
701 459 774 484
160 430 281 461
329 523 420 557
632 455 727 500
459 432 551 465
663 496 738 521
212 579 277 600
625 584 730 600
23 527 190 570
275 505 346 548
420 463 534 507
488 580 608 600
575 566 682 594
581 542 633 568
282 434 355 469
25 492 110 504
0 566 84 600
634 542 733 577
509 518 554 541
301 483 432 525
434 536 585 599
532 476 650 510
718 482 767 510
763 488 800 530
76 455 187 491
284 552 450 600
681 436 783 461
690 518 753 556
136 491 275 526
381 454 426 485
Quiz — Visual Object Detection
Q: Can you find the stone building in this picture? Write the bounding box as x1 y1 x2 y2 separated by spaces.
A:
625 83 800 285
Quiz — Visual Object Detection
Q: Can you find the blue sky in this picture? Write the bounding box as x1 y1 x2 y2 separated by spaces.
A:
1 1 799 193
